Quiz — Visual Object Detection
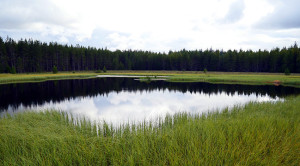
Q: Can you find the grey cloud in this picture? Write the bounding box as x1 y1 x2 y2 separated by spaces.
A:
256 0 300 29
238 28 300 51
0 27 115 50
0 0 74 30
166 38 191 51
77 28 114 48
0 29 67 44
221 0 245 23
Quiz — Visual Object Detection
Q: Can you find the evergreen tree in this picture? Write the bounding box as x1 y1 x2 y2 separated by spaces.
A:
11 66 16 74
284 68 290 75
52 65 58 74
0 36 299 74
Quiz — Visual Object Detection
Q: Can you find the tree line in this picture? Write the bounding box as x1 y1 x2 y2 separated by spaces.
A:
0 36 299 73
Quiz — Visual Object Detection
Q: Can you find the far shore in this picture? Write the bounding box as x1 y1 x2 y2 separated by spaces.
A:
0 70 300 87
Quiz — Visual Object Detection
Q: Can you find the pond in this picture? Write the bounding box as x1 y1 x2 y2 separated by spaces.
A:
1 77 300 124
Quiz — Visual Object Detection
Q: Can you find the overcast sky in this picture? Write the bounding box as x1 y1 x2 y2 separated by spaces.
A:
0 0 299 52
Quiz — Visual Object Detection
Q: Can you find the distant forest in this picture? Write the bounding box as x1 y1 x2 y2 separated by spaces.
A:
0 37 299 73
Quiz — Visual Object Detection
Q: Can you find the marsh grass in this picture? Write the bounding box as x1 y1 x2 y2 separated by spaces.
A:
1 96 299 165
1 71 300 87
103 71 300 87
0 72 98 84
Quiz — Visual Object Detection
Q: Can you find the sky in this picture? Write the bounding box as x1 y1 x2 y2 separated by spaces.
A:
0 0 299 52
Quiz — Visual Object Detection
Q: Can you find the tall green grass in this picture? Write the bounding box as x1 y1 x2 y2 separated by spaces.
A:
167 73 300 87
0 73 98 84
2 71 300 87
103 71 300 87
0 96 299 165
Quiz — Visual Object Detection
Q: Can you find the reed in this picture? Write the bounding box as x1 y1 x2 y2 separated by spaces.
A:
1 96 299 165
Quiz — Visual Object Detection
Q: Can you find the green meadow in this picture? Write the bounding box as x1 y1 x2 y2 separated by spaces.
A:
1 96 299 165
0 72 98 84
105 70 300 87
1 70 300 87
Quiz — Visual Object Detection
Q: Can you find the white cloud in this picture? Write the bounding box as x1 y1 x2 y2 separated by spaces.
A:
0 0 299 51
221 0 246 23
58 36 69 43
256 0 300 29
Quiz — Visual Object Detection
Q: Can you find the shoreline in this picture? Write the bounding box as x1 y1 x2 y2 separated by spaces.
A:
0 71 300 88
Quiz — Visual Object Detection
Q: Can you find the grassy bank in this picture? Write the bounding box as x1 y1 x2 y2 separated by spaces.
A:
1 70 300 87
104 70 300 87
0 72 98 84
1 96 299 165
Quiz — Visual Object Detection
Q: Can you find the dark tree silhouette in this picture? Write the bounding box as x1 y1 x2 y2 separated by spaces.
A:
0 36 299 73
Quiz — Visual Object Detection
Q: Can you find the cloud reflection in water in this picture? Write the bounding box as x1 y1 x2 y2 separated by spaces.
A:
11 89 280 125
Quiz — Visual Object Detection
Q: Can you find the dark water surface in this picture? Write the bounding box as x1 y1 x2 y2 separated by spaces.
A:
1 77 299 124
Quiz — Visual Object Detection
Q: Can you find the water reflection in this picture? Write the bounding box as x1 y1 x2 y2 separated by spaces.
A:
0 78 299 124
